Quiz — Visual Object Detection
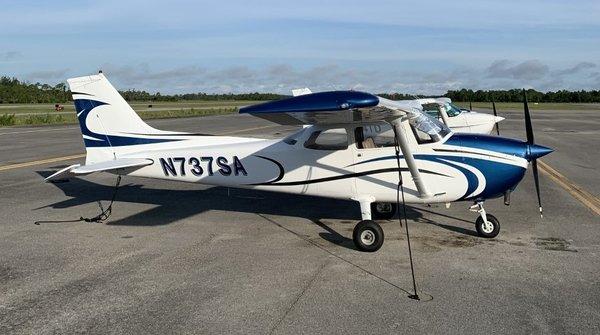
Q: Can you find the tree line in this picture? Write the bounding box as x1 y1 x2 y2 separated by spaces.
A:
0 77 70 103
1 76 599 103
443 88 600 103
119 89 285 102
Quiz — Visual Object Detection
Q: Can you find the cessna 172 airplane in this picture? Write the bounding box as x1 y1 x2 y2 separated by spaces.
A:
46 73 552 252
416 98 504 134
293 89 503 135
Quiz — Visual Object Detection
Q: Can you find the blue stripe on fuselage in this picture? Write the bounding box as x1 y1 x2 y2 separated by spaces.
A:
74 99 183 147
352 154 525 200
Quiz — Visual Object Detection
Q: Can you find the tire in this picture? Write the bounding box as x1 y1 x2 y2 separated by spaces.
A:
475 214 500 238
371 202 397 220
353 220 385 252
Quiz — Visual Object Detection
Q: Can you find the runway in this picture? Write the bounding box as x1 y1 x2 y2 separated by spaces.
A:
1 111 599 334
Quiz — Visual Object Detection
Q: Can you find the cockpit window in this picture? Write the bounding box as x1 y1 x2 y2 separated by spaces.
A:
408 112 451 143
422 103 442 119
445 103 463 117
355 124 395 149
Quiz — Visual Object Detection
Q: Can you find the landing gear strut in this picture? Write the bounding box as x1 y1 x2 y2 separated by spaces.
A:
470 202 500 238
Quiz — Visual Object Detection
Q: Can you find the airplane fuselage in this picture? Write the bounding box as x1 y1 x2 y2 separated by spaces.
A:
120 123 531 205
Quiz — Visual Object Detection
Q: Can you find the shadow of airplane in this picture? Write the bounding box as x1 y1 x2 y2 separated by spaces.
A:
36 168 479 248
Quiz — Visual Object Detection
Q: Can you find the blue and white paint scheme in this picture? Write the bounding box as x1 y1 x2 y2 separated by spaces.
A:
45 73 552 251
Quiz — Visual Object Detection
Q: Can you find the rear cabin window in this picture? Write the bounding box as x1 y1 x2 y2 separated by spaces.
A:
304 128 348 150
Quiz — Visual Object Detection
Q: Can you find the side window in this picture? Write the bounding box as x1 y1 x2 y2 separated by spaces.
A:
355 124 395 149
304 128 348 150
422 103 442 120
411 125 434 144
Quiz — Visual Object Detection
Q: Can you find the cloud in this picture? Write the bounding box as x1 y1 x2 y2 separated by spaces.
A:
97 62 463 95
0 51 22 61
25 68 69 82
55 59 599 95
555 62 596 76
486 60 549 80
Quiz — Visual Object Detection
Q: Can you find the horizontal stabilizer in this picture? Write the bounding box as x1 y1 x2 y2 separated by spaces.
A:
45 158 153 182
45 164 82 182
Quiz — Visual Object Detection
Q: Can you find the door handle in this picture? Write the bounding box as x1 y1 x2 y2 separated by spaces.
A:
357 153 362 157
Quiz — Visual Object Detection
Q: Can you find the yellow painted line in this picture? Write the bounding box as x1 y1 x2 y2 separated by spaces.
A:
0 153 85 172
538 160 600 216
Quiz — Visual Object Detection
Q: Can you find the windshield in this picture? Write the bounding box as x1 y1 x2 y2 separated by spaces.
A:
445 103 463 117
409 111 451 142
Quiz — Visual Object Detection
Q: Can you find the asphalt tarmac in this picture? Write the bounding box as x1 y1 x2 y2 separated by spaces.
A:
1 110 599 334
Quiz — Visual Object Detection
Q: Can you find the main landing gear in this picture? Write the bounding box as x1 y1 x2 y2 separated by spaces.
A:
470 202 500 238
351 197 393 252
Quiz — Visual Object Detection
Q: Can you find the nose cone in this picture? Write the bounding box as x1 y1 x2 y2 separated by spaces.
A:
527 144 553 161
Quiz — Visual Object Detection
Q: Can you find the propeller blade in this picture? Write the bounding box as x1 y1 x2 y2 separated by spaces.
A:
469 101 473 111
492 101 500 135
531 159 543 218
523 89 534 144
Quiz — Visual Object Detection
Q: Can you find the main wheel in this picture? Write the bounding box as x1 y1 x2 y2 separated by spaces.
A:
353 220 384 252
475 214 500 238
371 202 397 220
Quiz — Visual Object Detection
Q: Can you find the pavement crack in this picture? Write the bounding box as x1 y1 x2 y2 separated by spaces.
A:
268 261 327 335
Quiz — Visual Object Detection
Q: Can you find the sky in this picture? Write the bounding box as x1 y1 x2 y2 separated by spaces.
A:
1 0 599 94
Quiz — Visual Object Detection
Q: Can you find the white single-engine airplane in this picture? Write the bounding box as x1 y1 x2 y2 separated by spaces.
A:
416 98 503 134
293 89 503 135
46 73 552 252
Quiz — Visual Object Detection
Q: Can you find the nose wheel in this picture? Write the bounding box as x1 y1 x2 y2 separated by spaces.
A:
475 214 500 238
471 202 500 238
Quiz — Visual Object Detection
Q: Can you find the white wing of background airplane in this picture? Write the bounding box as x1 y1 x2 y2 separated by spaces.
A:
291 87 312 97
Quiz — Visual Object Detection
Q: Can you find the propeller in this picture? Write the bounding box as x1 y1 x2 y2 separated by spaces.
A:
492 101 500 135
469 100 473 111
522 89 552 218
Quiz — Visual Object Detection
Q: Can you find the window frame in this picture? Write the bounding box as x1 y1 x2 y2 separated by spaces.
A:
303 128 349 150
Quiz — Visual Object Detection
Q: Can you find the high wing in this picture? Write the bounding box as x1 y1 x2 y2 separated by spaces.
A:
45 158 153 182
239 91 422 125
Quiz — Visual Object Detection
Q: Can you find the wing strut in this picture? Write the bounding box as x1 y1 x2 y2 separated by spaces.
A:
390 119 432 199
438 106 450 126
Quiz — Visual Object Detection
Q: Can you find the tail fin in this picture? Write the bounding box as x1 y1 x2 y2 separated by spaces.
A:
68 73 181 164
